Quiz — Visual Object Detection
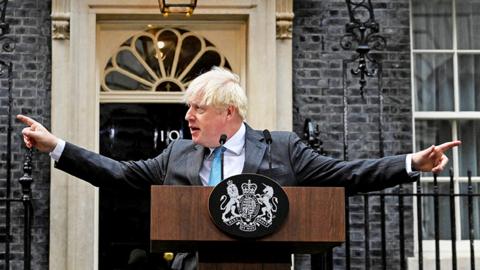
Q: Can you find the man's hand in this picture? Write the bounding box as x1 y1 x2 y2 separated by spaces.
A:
17 114 58 153
411 141 462 174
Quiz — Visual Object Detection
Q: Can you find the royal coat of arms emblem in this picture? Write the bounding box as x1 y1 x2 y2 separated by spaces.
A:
209 174 289 238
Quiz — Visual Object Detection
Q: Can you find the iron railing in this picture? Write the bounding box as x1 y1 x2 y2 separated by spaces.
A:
303 119 478 269
341 170 479 270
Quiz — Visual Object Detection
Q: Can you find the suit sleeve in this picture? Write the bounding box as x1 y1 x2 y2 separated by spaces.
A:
288 133 418 194
55 141 173 191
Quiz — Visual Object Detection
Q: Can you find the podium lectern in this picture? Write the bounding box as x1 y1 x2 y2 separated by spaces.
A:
151 186 345 269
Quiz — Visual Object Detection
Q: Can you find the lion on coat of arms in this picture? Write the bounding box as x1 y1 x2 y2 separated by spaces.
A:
219 180 241 222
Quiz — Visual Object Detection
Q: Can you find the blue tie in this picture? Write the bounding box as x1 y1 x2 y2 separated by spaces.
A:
208 147 225 186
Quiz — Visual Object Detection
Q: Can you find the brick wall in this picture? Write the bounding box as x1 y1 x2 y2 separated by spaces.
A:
292 0 413 269
0 0 51 269
0 0 414 269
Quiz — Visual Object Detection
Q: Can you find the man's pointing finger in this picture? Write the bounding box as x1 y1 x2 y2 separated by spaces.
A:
437 140 461 153
16 114 37 127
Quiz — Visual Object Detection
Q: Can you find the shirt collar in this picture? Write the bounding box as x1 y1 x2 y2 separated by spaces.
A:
224 122 246 155
207 123 246 157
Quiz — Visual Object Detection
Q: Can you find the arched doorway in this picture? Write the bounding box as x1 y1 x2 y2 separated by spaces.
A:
99 27 235 269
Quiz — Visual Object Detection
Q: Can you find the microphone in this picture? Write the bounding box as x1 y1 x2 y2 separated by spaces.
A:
219 134 227 181
219 134 227 145
263 130 273 170
304 118 325 155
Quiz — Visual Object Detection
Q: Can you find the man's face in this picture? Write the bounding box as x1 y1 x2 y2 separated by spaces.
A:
185 94 228 147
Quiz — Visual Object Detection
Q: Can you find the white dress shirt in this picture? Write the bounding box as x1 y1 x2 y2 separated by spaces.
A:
199 123 246 186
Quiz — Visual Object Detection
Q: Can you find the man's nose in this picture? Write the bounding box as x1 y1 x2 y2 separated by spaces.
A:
185 108 193 121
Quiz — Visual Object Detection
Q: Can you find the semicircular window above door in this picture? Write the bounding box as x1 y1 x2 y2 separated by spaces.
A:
101 27 232 92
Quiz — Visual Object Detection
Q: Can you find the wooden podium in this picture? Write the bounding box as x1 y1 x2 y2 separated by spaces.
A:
151 186 345 269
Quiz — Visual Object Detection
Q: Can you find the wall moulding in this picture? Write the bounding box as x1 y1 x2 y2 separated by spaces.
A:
51 0 70 40
51 14 70 40
276 12 294 39
275 0 293 39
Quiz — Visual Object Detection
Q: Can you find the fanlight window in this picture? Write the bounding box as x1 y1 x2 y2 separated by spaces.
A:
101 28 231 92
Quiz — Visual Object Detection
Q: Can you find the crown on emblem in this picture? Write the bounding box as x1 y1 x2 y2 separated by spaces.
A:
241 180 257 194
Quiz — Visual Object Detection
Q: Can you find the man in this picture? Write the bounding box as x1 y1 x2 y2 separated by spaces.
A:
18 67 460 269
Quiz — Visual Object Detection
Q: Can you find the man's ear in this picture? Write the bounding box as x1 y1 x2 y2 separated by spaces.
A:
225 105 236 119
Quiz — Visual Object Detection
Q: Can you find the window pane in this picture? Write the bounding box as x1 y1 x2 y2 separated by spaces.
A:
458 120 480 176
101 28 231 92
414 54 454 111
459 54 480 111
459 182 480 240
416 120 452 177
412 0 453 49
421 182 452 240
456 0 480 49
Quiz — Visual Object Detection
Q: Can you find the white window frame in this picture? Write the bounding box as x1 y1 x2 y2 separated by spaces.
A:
410 0 480 265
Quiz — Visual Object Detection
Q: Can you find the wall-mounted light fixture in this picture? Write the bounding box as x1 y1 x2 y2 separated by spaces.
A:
158 0 197 16
340 0 386 95
340 0 387 161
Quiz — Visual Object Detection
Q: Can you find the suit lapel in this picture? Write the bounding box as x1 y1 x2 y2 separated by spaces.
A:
187 144 206 186
242 125 267 174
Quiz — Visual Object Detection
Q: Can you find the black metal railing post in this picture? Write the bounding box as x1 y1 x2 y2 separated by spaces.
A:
433 174 441 270
345 194 351 270
364 194 370 270
416 179 424 270
18 148 33 270
467 170 475 270
449 169 457 270
398 184 406 270
380 190 386 270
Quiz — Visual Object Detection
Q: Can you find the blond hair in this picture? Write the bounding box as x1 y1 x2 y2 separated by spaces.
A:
183 67 248 120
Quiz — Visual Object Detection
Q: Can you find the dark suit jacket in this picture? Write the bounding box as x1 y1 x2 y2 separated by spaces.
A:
55 124 417 269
